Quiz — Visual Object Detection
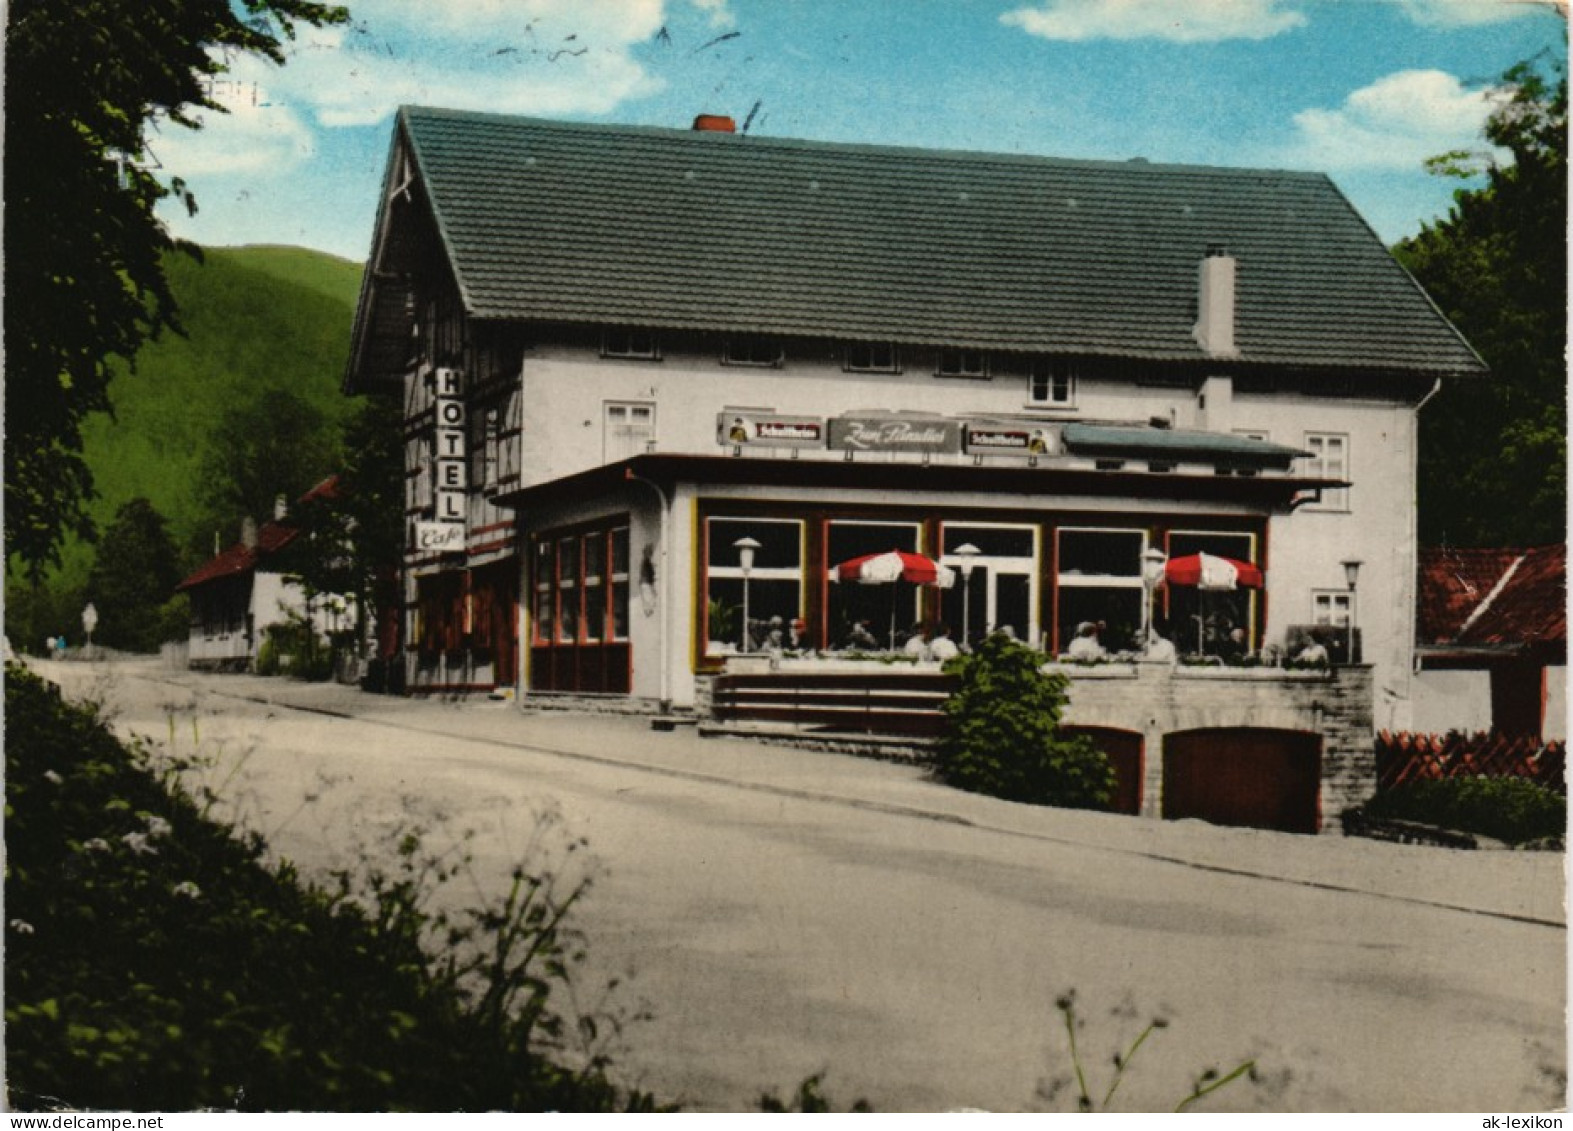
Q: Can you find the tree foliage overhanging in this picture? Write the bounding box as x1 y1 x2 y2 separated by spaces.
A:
3 0 347 579
1396 56 1568 549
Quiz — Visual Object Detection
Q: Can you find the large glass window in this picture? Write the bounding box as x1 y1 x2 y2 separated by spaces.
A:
1056 528 1145 653
940 524 1038 650
826 521 921 650
1163 531 1259 655
534 524 631 647
705 518 803 653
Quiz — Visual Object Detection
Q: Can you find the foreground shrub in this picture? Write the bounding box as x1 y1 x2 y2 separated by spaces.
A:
1364 776 1565 846
3 665 654 1111
934 635 1115 810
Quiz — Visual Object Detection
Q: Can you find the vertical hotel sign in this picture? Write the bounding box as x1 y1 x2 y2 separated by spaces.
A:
416 367 467 552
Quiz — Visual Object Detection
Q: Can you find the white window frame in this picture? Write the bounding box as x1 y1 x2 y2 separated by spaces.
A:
1312 590 1352 628
1300 432 1350 511
1055 526 1148 589
844 341 900 374
1028 360 1076 408
604 401 656 463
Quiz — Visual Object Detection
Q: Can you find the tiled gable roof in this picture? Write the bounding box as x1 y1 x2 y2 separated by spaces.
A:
1418 544 1566 650
358 106 1484 382
176 477 340 592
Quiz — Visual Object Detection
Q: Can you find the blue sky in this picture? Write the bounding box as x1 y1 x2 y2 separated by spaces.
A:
154 0 1567 262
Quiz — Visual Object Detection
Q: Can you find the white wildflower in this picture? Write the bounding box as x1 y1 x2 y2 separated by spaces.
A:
42 770 63 785
9 919 34 935
144 815 173 839
171 881 202 901
82 838 111 854
121 831 157 856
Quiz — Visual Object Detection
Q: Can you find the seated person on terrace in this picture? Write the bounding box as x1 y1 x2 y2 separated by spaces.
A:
927 624 959 661
903 623 930 659
1295 631 1330 665
845 620 880 651
1065 621 1107 661
1144 619 1177 663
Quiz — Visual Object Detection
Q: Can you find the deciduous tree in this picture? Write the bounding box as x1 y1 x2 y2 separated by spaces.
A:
84 498 188 653
4 0 347 578
1397 57 1567 547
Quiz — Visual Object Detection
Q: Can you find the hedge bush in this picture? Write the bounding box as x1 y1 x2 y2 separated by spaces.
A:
3 664 656 1111
1364 776 1565 846
934 635 1115 810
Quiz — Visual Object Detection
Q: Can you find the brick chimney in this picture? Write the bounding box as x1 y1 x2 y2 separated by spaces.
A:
1194 245 1239 358
691 113 736 133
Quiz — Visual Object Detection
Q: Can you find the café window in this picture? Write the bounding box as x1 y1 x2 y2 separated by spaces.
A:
826 520 921 651
940 523 1038 650
844 341 900 373
1029 360 1075 407
534 524 632 646
1164 530 1260 654
705 518 803 653
1055 527 1145 653
723 336 784 367
936 349 989 378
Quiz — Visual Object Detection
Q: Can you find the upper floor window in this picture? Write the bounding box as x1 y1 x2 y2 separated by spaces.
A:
1300 432 1350 511
604 402 655 463
723 336 784 367
844 341 900 373
1312 590 1352 627
1028 360 1076 407
936 349 989 378
602 328 660 360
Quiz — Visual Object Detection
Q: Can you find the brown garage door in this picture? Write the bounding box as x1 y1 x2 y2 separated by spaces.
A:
1062 726 1144 816
1162 728 1322 834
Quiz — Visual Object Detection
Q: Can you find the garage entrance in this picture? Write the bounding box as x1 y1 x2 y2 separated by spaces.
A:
1062 726 1144 816
1162 728 1322 834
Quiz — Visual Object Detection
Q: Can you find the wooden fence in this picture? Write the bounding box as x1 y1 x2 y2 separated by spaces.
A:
710 671 959 738
1375 731 1566 794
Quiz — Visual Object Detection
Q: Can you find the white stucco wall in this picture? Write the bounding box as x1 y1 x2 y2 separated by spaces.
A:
513 347 1421 711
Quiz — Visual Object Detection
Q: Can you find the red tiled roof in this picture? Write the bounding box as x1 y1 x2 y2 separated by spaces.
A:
1418 544 1566 650
176 476 340 592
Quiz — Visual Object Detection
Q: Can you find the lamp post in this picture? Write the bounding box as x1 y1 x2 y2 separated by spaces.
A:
953 543 981 650
1341 559 1362 664
734 537 761 652
81 603 99 659
1141 548 1168 651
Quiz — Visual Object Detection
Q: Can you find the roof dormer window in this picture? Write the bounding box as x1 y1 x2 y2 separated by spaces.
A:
602 328 660 360
1028 359 1076 407
936 349 990 378
844 341 900 374
722 336 784 368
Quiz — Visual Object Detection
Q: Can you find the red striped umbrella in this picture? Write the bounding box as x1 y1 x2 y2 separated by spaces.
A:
1164 552 1264 590
831 549 955 588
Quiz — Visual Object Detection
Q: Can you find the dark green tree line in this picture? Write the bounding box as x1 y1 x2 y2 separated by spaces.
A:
1397 56 1567 548
4 0 347 579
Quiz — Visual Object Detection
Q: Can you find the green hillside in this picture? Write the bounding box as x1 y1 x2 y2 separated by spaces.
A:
52 245 364 585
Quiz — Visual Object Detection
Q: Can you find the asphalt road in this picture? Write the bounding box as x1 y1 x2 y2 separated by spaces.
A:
35 659 1568 1112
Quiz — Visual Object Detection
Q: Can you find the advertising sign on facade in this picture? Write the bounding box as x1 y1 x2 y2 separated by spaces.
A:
964 422 1059 456
433 367 467 532
828 414 961 454
716 411 825 449
415 521 466 552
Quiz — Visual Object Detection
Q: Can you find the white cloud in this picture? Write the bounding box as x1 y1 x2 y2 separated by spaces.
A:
216 0 670 129
1278 69 1504 171
150 79 317 177
688 0 737 29
1395 0 1559 27
1000 0 1307 42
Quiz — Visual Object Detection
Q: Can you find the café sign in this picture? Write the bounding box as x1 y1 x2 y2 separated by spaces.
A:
828 414 961 454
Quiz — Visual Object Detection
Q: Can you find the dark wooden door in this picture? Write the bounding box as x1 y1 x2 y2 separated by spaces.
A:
1062 726 1144 815
1162 728 1322 834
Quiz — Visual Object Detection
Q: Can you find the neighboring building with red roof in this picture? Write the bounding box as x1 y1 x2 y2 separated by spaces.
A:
1413 544 1567 738
176 477 349 671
